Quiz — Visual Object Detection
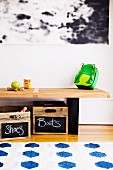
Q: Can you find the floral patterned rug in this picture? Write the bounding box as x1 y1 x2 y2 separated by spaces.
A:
0 142 113 169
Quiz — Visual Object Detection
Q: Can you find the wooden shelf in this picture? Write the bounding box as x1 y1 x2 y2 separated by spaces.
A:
0 88 110 98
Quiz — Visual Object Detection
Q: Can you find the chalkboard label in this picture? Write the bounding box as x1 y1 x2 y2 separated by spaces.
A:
35 117 66 133
1 122 28 139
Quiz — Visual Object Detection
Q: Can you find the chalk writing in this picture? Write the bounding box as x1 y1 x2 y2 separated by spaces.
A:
36 118 61 128
5 125 24 136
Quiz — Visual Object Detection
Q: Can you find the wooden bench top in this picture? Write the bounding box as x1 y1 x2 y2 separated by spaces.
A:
0 88 110 98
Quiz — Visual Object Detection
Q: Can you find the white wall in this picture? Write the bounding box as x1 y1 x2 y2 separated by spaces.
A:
0 1 113 124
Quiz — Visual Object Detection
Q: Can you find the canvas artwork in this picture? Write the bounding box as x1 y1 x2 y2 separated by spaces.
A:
0 0 109 44
1 142 113 169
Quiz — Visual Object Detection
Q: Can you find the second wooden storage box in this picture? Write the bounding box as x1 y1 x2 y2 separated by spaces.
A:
33 101 68 134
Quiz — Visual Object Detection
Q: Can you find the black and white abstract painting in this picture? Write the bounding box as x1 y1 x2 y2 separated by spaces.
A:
0 0 109 44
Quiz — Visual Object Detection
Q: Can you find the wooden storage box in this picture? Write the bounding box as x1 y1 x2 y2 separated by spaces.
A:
0 111 31 140
33 101 68 134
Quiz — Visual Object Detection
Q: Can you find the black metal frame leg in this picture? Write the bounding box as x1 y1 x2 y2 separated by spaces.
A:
67 98 79 134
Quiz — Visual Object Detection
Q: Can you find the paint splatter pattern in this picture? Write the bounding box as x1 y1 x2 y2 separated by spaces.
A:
0 0 109 44
0 142 113 169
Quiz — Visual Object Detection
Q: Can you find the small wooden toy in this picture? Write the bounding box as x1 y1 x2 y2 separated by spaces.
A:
7 87 24 91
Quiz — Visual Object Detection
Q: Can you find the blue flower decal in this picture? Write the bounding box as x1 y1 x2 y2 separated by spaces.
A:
55 143 70 148
58 161 76 169
89 151 107 158
56 151 72 158
25 143 39 148
95 161 113 169
0 143 11 148
23 150 39 158
21 161 39 169
84 143 100 149
0 150 8 157
0 162 3 167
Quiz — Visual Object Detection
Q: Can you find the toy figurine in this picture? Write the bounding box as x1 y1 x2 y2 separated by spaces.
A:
24 79 31 89
74 63 99 90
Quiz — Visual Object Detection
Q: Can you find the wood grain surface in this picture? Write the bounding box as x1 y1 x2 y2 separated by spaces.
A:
36 88 110 98
2 125 113 142
0 88 110 98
